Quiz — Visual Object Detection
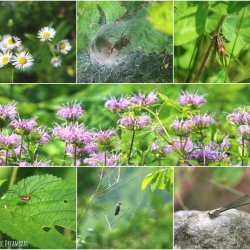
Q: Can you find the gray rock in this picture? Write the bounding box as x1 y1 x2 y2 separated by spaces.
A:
174 209 250 249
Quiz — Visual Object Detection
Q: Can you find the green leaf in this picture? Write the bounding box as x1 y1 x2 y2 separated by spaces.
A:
24 33 38 42
209 2 249 15
141 168 173 192
159 93 180 111
0 174 76 249
141 172 154 190
147 2 173 35
0 179 7 187
175 3 208 45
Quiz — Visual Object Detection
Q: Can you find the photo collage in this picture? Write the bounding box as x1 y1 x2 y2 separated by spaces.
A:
0 1 250 249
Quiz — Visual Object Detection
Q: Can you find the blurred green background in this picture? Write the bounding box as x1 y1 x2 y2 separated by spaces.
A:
77 167 173 249
175 167 250 214
0 84 249 165
0 1 76 83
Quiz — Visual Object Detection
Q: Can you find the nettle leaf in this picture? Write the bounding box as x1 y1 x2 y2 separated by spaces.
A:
175 3 208 45
0 174 76 249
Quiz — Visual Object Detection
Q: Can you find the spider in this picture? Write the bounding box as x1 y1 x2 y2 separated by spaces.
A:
110 29 131 54
6 178 58 206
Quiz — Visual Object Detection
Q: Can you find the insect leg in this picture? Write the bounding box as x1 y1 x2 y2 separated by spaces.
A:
24 179 27 196
32 194 41 202
6 190 20 198
29 180 59 196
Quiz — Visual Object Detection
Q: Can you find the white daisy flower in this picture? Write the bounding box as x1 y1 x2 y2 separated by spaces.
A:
51 56 62 68
11 51 34 71
0 51 12 68
37 27 56 42
2 35 22 50
57 39 72 55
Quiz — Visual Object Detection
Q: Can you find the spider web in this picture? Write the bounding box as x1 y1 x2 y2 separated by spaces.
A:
77 17 173 83
79 167 154 234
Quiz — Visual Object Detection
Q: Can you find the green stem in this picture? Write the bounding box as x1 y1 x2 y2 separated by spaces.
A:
10 68 14 83
184 37 201 83
128 130 136 165
9 84 14 99
104 149 107 166
158 157 161 166
19 136 23 160
46 42 56 57
63 142 68 166
5 149 8 166
242 138 245 166
141 106 183 157
8 167 19 190
74 145 77 166
224 8 245 83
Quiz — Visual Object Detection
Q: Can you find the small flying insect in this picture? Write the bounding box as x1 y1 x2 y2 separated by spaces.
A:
208 194 250 219
115 202 122 216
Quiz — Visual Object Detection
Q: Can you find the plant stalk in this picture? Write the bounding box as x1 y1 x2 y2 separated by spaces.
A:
128 130 136 165
73 145 77 166
8 167 19 190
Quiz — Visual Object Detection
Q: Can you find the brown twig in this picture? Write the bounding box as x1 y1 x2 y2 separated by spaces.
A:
196 16 226 81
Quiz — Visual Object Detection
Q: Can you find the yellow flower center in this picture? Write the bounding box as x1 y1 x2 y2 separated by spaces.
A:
18 57 27 65
7 38 15 45
59 43 66 50
1 56 9 64
43 32 51 39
